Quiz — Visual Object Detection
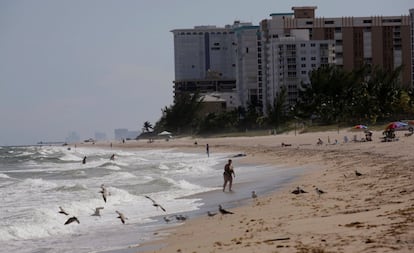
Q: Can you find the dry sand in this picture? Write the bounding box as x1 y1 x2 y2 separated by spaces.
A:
96 129 414 253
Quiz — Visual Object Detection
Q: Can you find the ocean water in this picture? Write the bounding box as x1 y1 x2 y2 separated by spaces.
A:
0 145 301 253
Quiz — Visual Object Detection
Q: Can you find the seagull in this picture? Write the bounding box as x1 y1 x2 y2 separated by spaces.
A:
315 187 326 197
175 214 188 221
58 206 69 216
163 216 173 223
355 170 363 177
251 191 258 199
219 205 234 215
91 207 104 216
100 185 108 203
116 210 127 224
207 211 217 217
64 216 80 225
144 195 166 212
291 186 307 195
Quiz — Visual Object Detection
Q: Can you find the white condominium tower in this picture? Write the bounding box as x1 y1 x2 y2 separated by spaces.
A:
171 21 253 105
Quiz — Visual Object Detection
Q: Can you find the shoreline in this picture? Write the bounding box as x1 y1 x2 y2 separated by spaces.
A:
84 129 413 253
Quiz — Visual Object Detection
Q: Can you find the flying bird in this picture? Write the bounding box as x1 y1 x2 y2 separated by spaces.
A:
64 216 80 225
91 207 104 217
58 206 69 216
144 195 166 212
219 205 234 215
100 185 109 203
116 210 127 224
355 170 363 177
315 187 326 197
291 186 307 195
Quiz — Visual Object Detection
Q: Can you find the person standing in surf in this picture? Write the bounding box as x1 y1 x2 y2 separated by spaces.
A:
223 159 235 192
206 143 210 157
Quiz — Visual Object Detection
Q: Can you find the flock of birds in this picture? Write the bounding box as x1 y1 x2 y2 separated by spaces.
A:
291 170 364 197
59 170 365 226
58 184 167 225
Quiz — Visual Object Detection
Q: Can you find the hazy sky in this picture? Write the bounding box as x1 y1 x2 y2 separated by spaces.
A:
0 0 412 145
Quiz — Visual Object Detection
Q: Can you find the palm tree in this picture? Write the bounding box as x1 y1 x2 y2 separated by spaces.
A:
142 121 153 133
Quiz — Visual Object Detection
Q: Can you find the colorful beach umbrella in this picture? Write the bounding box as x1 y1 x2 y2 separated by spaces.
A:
385 121 408 130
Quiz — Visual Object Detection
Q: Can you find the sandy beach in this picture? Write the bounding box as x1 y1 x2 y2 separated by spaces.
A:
97 129 414 253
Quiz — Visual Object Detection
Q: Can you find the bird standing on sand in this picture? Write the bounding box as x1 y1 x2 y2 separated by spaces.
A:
291 186 307 194
116 210 127 224
91 207 104 216
207 211 217 217
64 216 80 225
315 187 326 197
251 191 258 199
175 214 188 221
163 216 173 223
58 206 69 216
355 170 363 177
100 184 108 203
144 195 166 212
219 205 234 215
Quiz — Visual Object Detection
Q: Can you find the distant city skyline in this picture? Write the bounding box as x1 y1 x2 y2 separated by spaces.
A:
0 0 412 145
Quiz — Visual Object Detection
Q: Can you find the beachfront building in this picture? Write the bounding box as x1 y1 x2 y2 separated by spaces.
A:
171 6 413 117
274 6 412 88
171 21 256 109
171 22 236 99
260 27 335 113
234 25 262 110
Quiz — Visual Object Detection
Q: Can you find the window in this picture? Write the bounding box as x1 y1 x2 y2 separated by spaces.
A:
288 71 297 77
311 43 315 47
301 43 306 47
311 56 316 61
324 20 334 25
306 21 313 25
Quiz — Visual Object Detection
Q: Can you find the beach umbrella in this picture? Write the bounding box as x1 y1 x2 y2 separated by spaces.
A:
385 121 408 130
353 125 368 130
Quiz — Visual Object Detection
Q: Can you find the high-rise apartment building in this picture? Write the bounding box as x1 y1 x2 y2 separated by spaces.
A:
234 25 261 108
171 21 253 103
171 6 413 115
260 13 335 112
276 6 412 88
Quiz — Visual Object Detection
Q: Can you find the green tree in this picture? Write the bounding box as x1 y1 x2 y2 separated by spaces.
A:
154 93 203 134
142 121 153 133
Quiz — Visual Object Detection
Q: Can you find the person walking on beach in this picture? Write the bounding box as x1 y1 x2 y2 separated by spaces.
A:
223 159 235 192
206 144 210 157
